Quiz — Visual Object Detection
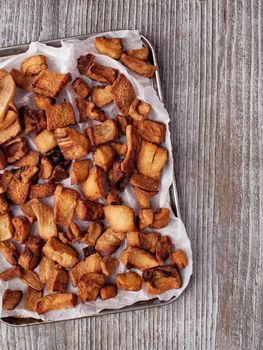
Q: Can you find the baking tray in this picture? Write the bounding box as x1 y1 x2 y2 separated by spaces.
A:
0 31 181 326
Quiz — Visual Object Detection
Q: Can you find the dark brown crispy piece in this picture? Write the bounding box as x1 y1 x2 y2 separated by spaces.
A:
0 241 19 265
12 216 30 243
34 93 54 111
111 74 136 115
0 266 23 281
170 249 188 269
47 101 76 130
130 173 159 192
54 185 79 226
100 284 118 300
0 212 14 240
19 106 40 135
29 183 56 199
150 208 170 229
0 149 7 169
77 272 105 302
3 137 28 163
86 62 118 84
136 119 166 144
20 55 48 76
10 68 33 91
23 287 42 312
107 160 124 187
83 246 96 258
76 98 106 123
18 236 43 270
94 36 123 59
77 54 96 75
120 53 157 78
86 119 118 147
20 269 43 291
81 221 103 246
121 125 140 173
125 47 149 61
38 157 54 179
37 293 77 314
46 266 68 293
105 188 122 205
13 151 39 167
116 271 142 291
70 159 90 184
32 70 72 98
72 77 91 99
66 223 82 242
49 165 69 183
3 289 23 310
20 198 40 223
155 235 172 264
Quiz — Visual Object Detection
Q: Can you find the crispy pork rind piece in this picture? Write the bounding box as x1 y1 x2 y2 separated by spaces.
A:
47 101 76 130
116 271 142 291
0 266 23 281
70 159 90 184
107 160 124 187
0 69 16 121
19 106 47 135
77 53 96 75
0 195 8 215
143 265 182 294
72 77 91 99
54 127 90 160
129 98 151 122
104 205 136 233
110 142 127 156
29 183 56 199
2 289 23 310
81 221 103 246
77 272 105 302
20 269 43 291
34 93 54 111
121 125 140 173
111 74 136 115
32 201 58 240
155 236 173 264
0 101 18 134
170 249 188 269
20 55 47 76
125 47 149 61
46 266 68 293
117 115 131 135
75 199 104 221
100 256 119 276
119 246 159 271
38 157 54 180
39 256 56 284
137 140 168 180
49 165 69 183
94 36 123 59
13 151 40 168
37 293 77 314
130 173 159 192
18 236 43 270
20 198 40 223
0 213 13 241
136 119 166 144
69 252 102 287
23 287 42 312
43 237 78 268
105 188 122 205
10 68 33 91
0 116 21 145
86 119 118 147
86 62 118 84
120 53 157 78
66 223 82 242
138 209 154 229
91 85 113 108
93 145 116 172
32 70 72 98
17 166 37 184
95 228 124 255
0 241 19 265
34 129 57 153
54 185 79 226
12 216 30 243
76 98 106 123
0 170 13 193
7 175 30 204
150 208 170 229
100 284 118 300
81 165 105 201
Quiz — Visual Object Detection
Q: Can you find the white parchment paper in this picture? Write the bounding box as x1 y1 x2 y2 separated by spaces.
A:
0 30 192 321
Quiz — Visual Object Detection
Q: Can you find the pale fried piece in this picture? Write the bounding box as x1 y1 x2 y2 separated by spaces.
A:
46 266 68 293
111 74 136 115
38 157 54 179
20 166 38 183
0 117 22 144
29 183 56 199
110 142 127 156
39 256 56 284
34 93 54 111
3 289 23 310
70 159 89 184
86 63 118 84
125 47 149 61
93 145 116 172
129 99 151 122
54 185 79 226
132 186 157 209
32 70 72 98
104 205 136 233
100 284 117 300
18 236 43 270
136 119 166 144
94 36 123 59
54 127 90 160
10 68 33 91
43 237 78 268
75 199 104 221
47 101 76 130
0 241 19 265
20 198 40 223
95 228 123 255
77 53 96 75
72 77 91 98
77 272 105 302
20 55 47 76
12 216 30 243
23 287 42 312
13 151 39 167
0 213 13 241
49 165 69 183
7 176 30 204
137 140 168 180
105 188 122 205
0 195 8 214
150 208 170 229
130 173 159 192
155 236 172 264
170 249 188 269
69 253 102 287
3 137 28 163
120 53 157 78
34 129 57 153
119 246 159 271
32 201 58 240
81 166 105 201
0 149 7 169
121 125 140 173
76 98 106 123
37 293 77 314
116 271 142 291
100 256 119 276
107 160 124 187
91 85 113 108
86 119 118 146
20 269 43 291
0 69 15 122
0 266 22 281
81 221 103 246
138 209 154 229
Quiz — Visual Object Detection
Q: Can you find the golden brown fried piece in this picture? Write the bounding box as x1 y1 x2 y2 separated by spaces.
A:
37 293 77 314
23 287 42 312
95 228 123 255
66 223 82 242
7 176 30 205
138 209 154 229
105 188 122 205
20 198 40 223
0 70 16 124
34 129 57 153
0 170 13 193
0 241 19 265
119 246 159 271
3 289 23 310
93 145 116 172
85 119 118 146
91 85 113 108
20 55 47 76
0 102 17 134
117 115 131 134
81 221 103 246
100 256 119 276
104 205 136 233
77 272 105 302
111 74 136 115
18 236 43 270
70 159 90 184
116 271 142 291
0 117 22 145
129 98 151 122
75 199 104 221
0 213 13 241
38 157 54 180
46 266 68 293
100 284 118 300
0 266 22 281
13 150 39 168
34 93 54 111
29 183 56 199
54 185 79 226
77 53 96 75
20 269 43 291
32 70 72 98
136 119 166 144
94 36 123 59
12 216 31 243
170 249 188 269
81 165 105 201
19 166 38 184
107 160 124 187
3 137 28 163
150 208 170 229
125 47 149 61
0 195 8 215
121 125 140 173
32 201 58 240
120 53 157 78
43 237 78 268
86 62 118 84
49 165 69 183
47 101 76 130
155 236 172 264
110 142 127 156
39 256 56 284
54 127 90 160
76 98 106 123
10 68 33 91
72 77 91 99
130 173 159 192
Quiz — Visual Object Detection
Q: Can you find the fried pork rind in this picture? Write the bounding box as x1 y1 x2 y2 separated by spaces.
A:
136 119 166 144
81 221 103 246
10 68 33 91
20 269 43 291
54 185 79 226
18 236 43 270
81 165 105 201
155 236 172 264
93 145 116 172
0 149 7 169
143 265 182 294
29 183 56 199
86 62 118 84
39 256 56 284
20 55 47 76
0 102 18 134
107 160 124 187
0 241 19 265
46 266 68 293
19 105 47 135
23 287 42 312
0 195 8 215
111 142 127 156
111 74 136 115
130 173 159 192
69 252 102 287
72 77 91 99
85 119 118 146
170 249 188 269
76 98 106 123
47 101 76 130
0 69 16 121
119 246 159 271
0 116 22 145
116 271 142 291
137 140 168 180
0 170 12 193
49 165 69 183
100 256 119 276
95 228 124 255
37 293 77 314
150 208 170 229
104 205 136 233
77 53 96 75
70 159 90 184
32 201 58 240
54 127 90 160
91 85 113 108
125 47 149 61
100 284 118 300
19 166 38 184
3 136 28 164
34 129 57 153
120 53 157 78
12 216 30 243
34 93 54 111
7 175 30 204
105 188 122 205
3 289 23 310
0 266 22 281
0 213 13 241
20 198 40 223
94 36 123 59
43 237 78 268
138 209 154 229
32 70 72 98
13 151 39 168
121 125 140 173
38 157 54 180
66 223 82 242
75 199 104 221
129 98 151 122
77 272 105 302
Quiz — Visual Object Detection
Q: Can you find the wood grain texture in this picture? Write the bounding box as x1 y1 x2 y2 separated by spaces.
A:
0 0 262 349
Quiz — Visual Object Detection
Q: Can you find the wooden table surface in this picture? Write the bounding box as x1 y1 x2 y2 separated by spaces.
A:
0 0 262 349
